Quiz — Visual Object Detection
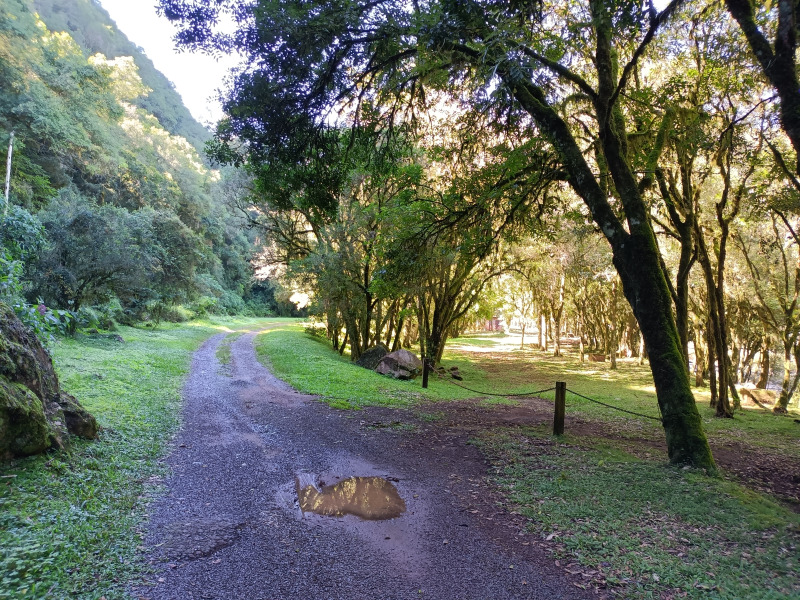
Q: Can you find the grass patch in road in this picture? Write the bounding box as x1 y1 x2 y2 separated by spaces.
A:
476 427 800 599
216 331 245 369
255 324 485 409
0 317 277 599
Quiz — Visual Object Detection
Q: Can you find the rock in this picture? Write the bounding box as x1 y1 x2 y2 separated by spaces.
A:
739 388 778 409
0 302 98 460
375 349 423 380
355 345 388 370
57 392 99 439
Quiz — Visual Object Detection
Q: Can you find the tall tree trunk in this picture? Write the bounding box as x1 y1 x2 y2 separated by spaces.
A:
540 312 548 351
694 325 706 387
609 279 618 370
695 233 732 417
638 332 645 366
707 316 718 407
756 338 770 389
391 315 405 352
553 274 565 357
777 344 793 412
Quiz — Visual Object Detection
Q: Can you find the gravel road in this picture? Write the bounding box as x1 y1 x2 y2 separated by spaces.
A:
132 330 589 600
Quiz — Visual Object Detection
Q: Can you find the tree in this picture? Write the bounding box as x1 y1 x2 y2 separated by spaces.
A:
34 190 154 312
725 0 800 176
736 214 800 412
0 0 260 320
161 0 716 467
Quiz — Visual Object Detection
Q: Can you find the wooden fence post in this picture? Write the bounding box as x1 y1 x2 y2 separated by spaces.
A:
422 358 430 388
553 381 566 435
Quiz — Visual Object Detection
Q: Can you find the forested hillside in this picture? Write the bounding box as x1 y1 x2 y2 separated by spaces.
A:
0 0 270 333
31 0 209 150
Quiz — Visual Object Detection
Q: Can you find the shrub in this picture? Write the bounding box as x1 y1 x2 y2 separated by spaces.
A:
160 305 193 323
189 296 218 317
218 290 246 315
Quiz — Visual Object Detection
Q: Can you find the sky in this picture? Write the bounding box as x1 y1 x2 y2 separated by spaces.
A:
98 0 239 126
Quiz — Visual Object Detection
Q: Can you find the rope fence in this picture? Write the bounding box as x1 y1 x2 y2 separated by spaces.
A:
428 363 663 430
564 389 663 423
432 373 556 398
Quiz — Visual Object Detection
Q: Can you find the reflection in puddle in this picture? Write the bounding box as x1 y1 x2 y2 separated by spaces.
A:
296 476 406 520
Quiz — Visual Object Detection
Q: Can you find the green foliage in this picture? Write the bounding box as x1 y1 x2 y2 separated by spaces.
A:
34 190 152 311
30 0 211 152
0 204 45 262
0 250 74 344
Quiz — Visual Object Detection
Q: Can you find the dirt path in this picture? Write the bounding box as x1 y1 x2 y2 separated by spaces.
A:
132 331 591 600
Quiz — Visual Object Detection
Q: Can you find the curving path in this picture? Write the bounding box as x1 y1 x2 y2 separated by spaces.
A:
131 329 588 600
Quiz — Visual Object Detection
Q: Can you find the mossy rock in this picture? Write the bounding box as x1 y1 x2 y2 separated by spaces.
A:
0 379 58 458
0 302 97 460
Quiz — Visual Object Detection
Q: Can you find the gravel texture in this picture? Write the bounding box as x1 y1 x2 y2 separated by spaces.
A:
131 330 590 600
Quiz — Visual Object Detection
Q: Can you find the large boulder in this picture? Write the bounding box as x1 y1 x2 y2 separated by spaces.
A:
375 349 423 380
355 345 388 370
0 302 98 459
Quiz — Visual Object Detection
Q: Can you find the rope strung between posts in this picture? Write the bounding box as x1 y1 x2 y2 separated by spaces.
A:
565 388 663 422
432 370 556 398
433 373 662 422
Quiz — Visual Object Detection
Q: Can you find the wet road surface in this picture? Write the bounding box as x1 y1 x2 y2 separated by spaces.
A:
132 330 586 600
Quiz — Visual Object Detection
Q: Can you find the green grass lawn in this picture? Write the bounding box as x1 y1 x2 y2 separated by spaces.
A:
0 316 280 599
255 324 487 408
477 427 800 599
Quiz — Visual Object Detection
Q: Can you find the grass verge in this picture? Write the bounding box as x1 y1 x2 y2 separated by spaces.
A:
255 324 489 408
0 316 275 599
475 426 800 599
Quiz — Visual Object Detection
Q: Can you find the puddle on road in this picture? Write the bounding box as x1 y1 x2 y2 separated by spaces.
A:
296 475 406 520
